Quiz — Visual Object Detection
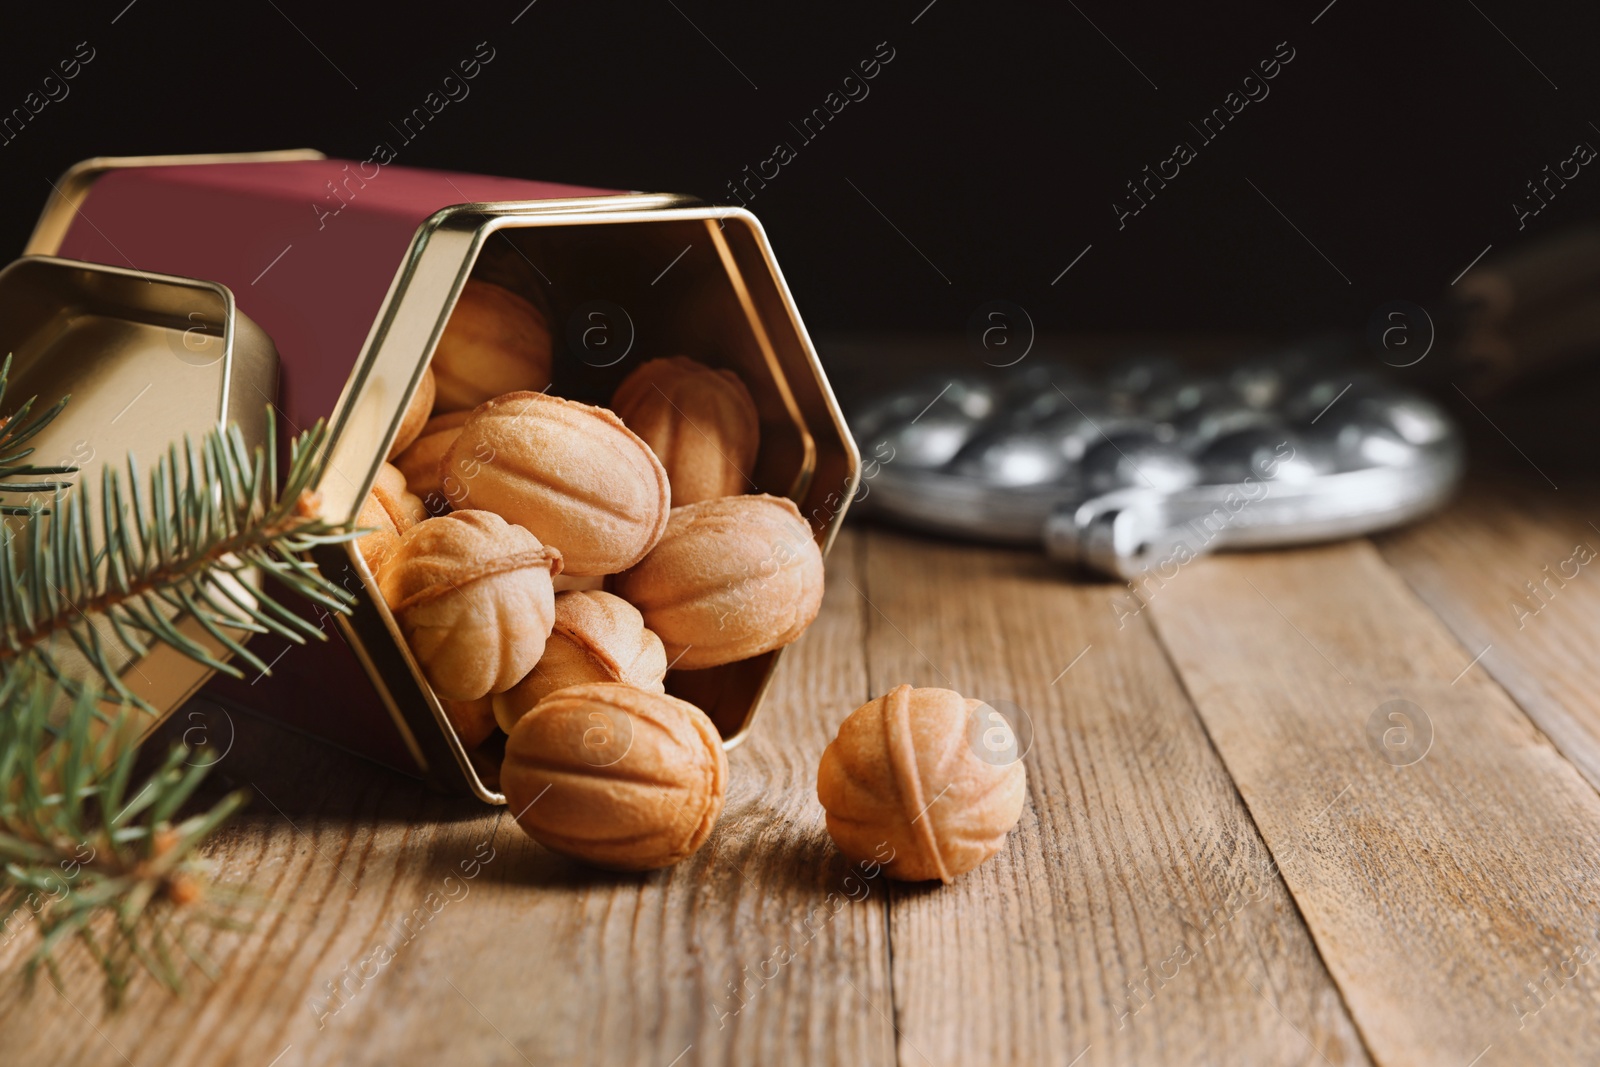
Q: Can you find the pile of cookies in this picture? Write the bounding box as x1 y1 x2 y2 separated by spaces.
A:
355 279 824 869
354 278 1028 882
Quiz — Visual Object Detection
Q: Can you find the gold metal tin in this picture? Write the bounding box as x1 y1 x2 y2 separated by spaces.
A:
27 153 860 802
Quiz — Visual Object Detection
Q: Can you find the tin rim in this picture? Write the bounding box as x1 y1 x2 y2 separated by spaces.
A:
24 149 328 259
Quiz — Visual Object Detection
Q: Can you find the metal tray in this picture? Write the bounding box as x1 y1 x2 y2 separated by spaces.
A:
852 356 1463 578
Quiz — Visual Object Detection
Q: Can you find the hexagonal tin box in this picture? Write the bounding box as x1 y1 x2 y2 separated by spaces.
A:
27 150 859 800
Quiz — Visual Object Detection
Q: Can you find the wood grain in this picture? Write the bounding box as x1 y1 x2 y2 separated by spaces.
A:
11 501 1600 1066
1377 477 1600 792
857 528 1370 1066
1149 540 1600 1067
0 528 889 1067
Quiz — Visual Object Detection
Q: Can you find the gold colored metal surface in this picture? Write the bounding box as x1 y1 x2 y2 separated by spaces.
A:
24 149 327 258
704 218 818 505
0 255 279 734
322 200 859 801
699 212 862 555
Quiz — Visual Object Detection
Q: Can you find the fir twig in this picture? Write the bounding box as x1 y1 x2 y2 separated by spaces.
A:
0 353 75 515
0 387 365 1005
0 414 363 711
0 673 249 1004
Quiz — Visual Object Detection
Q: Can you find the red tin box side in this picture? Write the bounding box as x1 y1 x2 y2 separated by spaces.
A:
51 159 622 434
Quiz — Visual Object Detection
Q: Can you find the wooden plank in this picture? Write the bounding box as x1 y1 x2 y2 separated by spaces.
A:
1148 540 1600 1066
0 528 890 1067
858 528 1370 1066
1376 477 1600 792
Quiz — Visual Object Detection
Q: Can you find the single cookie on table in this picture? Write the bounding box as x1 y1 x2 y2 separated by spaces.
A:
502 683 727 871
355 462 427 574
394 409 470 513
387 365 437 460
441 391 670 576
613 494 823 670
377 510 562 702
492 590 667 734
431 280 552 412
611 356 760 506
817 684 1027 883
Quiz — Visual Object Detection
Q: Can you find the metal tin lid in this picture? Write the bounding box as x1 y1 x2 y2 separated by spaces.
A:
0 255 279 730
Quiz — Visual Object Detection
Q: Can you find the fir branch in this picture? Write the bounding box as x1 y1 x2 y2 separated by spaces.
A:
0 383 367 1004
0 673 249 1004
0 414 364 711
0 353 75 514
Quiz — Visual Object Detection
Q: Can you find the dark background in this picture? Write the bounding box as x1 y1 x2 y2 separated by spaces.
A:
0 1 1596 339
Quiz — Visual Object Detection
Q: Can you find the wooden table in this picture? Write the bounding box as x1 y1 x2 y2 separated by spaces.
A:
5 473 1600 1067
